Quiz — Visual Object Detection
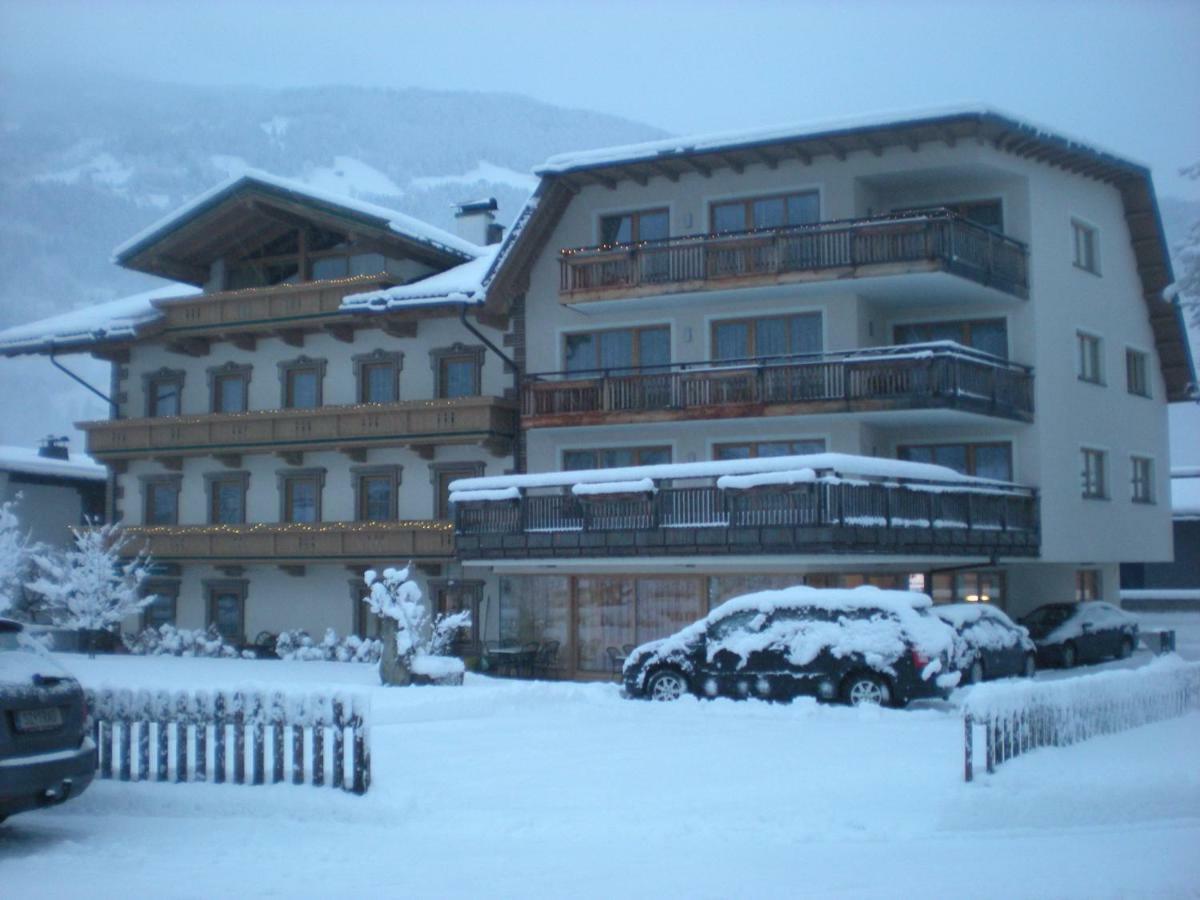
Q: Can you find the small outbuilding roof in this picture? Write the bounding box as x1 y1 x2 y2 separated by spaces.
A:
0 445 106 482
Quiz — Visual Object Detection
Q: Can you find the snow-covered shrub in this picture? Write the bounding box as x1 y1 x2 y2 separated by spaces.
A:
362 563 470 685
26 521 155 651
0 496 35 616
123 623 245 658
275 628 381 663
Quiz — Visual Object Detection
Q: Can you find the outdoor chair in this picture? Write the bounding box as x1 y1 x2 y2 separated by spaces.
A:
533 640 561 679
606 646 624 676
621 643 636 657
521 641 540 677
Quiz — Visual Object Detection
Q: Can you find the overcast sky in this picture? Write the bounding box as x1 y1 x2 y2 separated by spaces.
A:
2 0 1198 198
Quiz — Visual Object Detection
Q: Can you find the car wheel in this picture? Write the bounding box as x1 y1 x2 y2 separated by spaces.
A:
968 660 985 684
842 672 891 707
1022 654 1037 678
1061 642 1077 668
1117 637 1134 660
645 668 689 702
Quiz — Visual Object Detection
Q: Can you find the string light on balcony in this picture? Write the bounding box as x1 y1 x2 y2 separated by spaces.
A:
128 520 454 536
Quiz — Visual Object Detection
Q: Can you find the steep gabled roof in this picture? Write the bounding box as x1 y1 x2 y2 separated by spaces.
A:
484 106 1194 401
114 169 482 284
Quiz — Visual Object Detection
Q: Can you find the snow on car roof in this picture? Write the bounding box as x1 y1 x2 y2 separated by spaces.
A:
708 585 933 622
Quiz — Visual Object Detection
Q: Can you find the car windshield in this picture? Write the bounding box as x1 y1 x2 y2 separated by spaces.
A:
1022 605 1074 628
707 610 764 640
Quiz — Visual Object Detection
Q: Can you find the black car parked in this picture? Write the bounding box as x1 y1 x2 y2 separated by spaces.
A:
622 586 959 707
1019 602 1139 668
932 603 1037 683
0 620 95 823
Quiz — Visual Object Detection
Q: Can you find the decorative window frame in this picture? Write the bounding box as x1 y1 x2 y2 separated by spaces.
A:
430 343 485 398
428 578 484 647
140 578 180 630
278 355 327 409
353 348 404 404
143 367 185 418
203 578 248 644
139 473 182 525
430 461 485 519
351 464 403 521
206 361 253 413
204 470 250 524
276 467 327 523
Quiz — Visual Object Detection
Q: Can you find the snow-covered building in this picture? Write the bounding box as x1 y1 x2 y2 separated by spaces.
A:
1121 468 1200 609
452 107 1194 679
0 172 516 646
0 438 106 548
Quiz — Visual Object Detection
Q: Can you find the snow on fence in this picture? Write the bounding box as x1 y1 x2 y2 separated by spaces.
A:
962 659 1200 782
85 687 371 794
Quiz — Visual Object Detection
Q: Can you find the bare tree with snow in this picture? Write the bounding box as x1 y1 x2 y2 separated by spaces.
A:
362 564 469 685
26 521 156 655
0 497 35 616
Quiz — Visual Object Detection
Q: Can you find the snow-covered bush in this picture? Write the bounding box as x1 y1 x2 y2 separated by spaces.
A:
123 623 247 658
0 496 35 616
362 563 470 685
275 628 382 663
26 521 155 652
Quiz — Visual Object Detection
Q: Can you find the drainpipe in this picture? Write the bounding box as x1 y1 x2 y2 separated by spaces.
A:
457 302 519 386
49 347 119 418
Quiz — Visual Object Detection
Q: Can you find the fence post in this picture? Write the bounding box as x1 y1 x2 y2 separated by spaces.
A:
251 692 265 786
985 718 995 774
175 693 189 783
292 696 306 786
135 690 151 781
352 695 369 795
195 693 209 782
312 693 326 788
964 713 974 782
271 691 286 785
233 691 247 785
332 697 346 791
117 689 133 782
154 690 171 782
213 692 226 785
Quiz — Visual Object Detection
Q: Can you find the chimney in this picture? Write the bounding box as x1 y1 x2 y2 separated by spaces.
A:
39 435 70 461
454 198 503 246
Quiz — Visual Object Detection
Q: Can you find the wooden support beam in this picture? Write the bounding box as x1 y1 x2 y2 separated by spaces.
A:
166 337 210 357
154 456 183 472
940 129 958 148
582 172 618 190
276 329 305 348
216 565 245 577
383 320 418 339
91 348 131 363
414 445 436 461
415 562 443 577
752 148 779 169
630 170 649 187
324 323 356 343
214 454 242 469
279 565 306 578
684 158 712 178
862 137 884 157
649 162 681 182
719 154 745 174
227 334 257 352
277 451 304 466
341 448 367 462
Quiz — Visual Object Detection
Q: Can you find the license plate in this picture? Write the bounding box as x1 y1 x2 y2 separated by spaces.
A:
14 706 64 732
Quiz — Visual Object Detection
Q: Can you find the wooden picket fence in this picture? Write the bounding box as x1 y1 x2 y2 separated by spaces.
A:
85 687 371 794
963 661 1200 782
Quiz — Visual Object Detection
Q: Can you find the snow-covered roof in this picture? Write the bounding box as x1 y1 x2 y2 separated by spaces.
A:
341 245 500 312
113 169 483 264
1172 470 1200 519
0 283 199 355
449 452 1018 497
0 445 106 481
535 104 1149 176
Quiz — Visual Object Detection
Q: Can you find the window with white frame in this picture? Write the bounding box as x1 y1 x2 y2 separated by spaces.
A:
1076 332 1104 384
1081 448 1107 499
1125 349 1150 398
1075 569 1101 602
1072 220 1099 274
1131 456 1155 504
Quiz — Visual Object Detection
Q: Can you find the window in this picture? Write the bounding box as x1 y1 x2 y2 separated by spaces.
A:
1125 349 1150 398
144 369 184 417
564 326 670 374
898 443 1013 481
354 349 403 404
1072 220 1099 274
141 475 181 525
205 472 248 524
599 208 669 245
279 356 326 409
901 199 1003 231
141 580 179 630
278 469 325 523
711 191 820 233
353 466 401 521
563 446 671 470
205 580 246 645
893 318 1008 359
433 463 485 520
207 362 251 414
1131 456 1155 504
431 344 485 398
432 581 484 651
351 579 381 639
1076 332 1104 385
1075 569 1101 602
711 313 822 361
714 439 826 461
930 571 1007 607
1081 448 1107 499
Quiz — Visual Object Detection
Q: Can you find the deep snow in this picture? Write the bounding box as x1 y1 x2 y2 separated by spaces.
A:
2 613 1197 899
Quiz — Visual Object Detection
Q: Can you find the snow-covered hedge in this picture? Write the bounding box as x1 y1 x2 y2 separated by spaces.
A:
123 624 250 659
275 629 382 663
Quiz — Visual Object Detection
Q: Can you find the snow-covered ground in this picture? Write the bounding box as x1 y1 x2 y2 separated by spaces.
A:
3 614 1198 899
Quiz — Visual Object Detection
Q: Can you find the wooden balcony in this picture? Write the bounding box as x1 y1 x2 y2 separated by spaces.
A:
523 344 1034 427
455 474 1040 561
124 521 454 565
81 396 517 463
559 210 1028 302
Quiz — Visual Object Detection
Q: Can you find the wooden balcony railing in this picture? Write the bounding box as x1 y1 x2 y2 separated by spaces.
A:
155 274 396 338
454 474 1040 561
124 521 454 564
81 396 517 461
559 210 1028 300
523 343 1034 426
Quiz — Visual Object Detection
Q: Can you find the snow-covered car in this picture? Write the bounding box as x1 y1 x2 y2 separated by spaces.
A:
0 620 95 823
622 586 960 706
932 603 1036 683
1019 602 1139 669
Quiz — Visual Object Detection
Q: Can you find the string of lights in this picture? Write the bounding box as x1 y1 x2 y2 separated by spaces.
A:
127 521 454 536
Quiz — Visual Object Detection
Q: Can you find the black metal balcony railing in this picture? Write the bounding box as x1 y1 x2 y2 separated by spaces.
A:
454 471 1040 560
523 343 1034 425
559 209 1029 299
